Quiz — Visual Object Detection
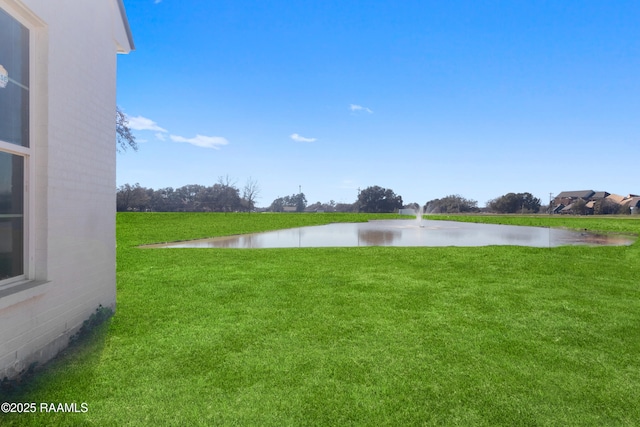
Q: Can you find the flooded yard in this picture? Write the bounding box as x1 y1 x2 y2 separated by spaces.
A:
142 219 636 249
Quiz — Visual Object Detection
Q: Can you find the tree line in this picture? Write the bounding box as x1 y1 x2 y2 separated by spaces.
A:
116 177 260 212
118 180 547 215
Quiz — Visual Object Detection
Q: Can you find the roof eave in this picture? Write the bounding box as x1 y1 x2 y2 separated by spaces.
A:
117 0 135 51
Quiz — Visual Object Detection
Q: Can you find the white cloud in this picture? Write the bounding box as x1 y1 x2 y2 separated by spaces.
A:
126 112 228 149
290 133 317 143
154 0 162 3
170 134 229 149
127 115 168 133
350 104 373 114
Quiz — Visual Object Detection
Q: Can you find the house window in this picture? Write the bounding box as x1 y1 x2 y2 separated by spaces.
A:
0 153 24 281
0 6 30 284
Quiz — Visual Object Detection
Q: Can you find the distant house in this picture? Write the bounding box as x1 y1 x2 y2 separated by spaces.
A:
1 0 133 380
554 190 639 215
624 196 640 214
555 190 596 207
554 190 594 214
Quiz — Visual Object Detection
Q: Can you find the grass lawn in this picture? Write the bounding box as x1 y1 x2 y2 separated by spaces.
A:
2 213 640 426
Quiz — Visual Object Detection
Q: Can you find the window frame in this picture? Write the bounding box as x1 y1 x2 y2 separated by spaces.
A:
0 1 37 289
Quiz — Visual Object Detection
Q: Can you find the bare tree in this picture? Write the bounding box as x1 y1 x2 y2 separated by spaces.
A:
242 177 261 212
217 175 237 188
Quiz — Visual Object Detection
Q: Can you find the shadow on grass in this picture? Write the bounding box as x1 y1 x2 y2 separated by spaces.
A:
0 306 113 402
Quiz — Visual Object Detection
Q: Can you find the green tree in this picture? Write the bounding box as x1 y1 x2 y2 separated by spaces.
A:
116 183 149 211
175 184 206 211
269 193 307 212
149 187 181 212
290 192 307 212
357 186 403 213
198 183 242 212
269 197 285 212
487 192 541 213
424 195 478 214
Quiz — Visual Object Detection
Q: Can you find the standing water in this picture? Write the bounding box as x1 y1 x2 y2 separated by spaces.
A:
141 219 636 249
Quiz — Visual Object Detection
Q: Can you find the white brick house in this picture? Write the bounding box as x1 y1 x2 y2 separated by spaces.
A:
0 0 133 380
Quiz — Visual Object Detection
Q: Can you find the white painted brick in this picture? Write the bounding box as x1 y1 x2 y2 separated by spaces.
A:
0 0 131 380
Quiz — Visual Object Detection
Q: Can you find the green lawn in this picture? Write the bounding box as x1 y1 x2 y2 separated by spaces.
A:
2 213 640 426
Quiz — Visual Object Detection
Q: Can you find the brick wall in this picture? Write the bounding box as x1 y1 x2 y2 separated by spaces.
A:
0 0 131 380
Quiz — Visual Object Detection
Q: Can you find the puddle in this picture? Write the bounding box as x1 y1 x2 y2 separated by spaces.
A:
141 220 636 249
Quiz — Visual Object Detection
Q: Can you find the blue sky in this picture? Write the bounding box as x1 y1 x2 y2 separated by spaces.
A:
116 0 639 207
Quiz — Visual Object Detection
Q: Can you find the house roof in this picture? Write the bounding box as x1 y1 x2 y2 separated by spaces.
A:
553 190 640 210
117 0 135 51
606 194 626 204
592 191 610 199
623 197 640 208
560 203 574 213
556 190 595 199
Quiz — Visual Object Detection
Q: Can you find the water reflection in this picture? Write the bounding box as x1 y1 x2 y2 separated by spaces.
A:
142 220 636 249
358 229 401 246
